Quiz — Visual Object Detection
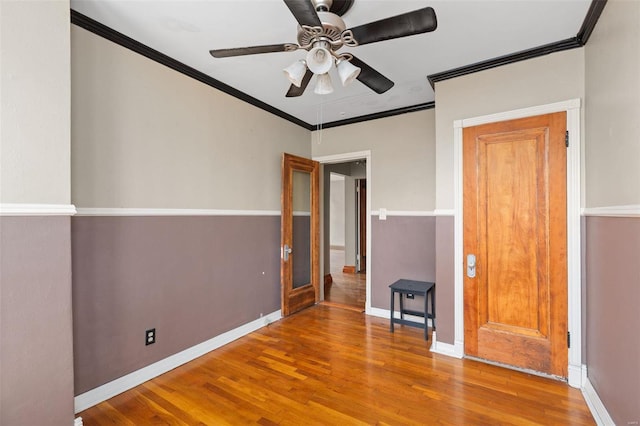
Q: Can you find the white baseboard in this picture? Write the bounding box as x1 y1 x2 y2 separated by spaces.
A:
568 363 583 388
430 338 464 359
367 307 463 359
367 306 433 328
74 310 282 413
582 373 616 426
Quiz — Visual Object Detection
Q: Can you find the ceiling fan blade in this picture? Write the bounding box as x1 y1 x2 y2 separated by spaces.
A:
346 7 437 46
283 0 323 28
349 56 394 94
286 69 314 97
210 43 297 58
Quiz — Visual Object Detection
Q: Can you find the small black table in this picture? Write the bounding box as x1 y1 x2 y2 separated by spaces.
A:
389 279 436 340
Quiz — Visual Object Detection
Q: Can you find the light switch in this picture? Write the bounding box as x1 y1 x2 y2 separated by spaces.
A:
379 208 387 220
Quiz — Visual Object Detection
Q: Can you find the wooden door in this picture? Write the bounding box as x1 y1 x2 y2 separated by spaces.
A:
281 153 319 317
463 112 567 377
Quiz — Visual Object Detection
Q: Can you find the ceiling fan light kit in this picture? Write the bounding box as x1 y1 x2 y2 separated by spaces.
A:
314 73 334 95
210 0 437 97
283 60 308 87
336 57 361 86
306 42 334 74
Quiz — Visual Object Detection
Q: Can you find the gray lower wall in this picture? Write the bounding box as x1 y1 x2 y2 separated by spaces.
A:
585 216 640 424
0 216 74 426
370 216 436 312
434 216 455 344
72 215 281 394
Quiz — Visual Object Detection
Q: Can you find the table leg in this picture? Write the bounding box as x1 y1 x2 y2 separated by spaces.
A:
399 292 404 320
431 287 436 330
390 290 394 333
424 290 429 340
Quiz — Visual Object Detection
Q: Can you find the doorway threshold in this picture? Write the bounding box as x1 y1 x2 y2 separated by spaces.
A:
464 355 567 383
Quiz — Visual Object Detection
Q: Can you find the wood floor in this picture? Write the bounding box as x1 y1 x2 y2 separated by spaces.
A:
324 249 366 310
79 306 594 425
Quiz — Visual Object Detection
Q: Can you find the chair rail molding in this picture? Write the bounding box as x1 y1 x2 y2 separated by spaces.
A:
0 203 77 216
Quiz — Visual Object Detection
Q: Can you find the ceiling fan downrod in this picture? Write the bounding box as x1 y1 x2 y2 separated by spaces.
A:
313 0 333 13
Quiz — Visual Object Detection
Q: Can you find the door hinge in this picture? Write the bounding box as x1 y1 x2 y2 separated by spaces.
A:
565 130 569 147
567 331 571 348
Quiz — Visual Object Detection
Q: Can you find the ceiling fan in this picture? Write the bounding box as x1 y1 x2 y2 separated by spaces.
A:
209 0 437 97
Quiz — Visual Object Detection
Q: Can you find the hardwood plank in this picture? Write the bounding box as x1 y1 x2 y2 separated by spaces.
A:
324 249 366 310
79 305 594 425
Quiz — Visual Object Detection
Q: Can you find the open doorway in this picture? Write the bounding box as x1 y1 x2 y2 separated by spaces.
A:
323 161 366 311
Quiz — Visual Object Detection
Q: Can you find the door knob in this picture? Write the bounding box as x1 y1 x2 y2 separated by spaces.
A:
467 254 476 278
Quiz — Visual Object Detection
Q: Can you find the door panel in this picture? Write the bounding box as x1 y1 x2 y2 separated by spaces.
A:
463 112 567 377
292 171 312 289
281 153 319 316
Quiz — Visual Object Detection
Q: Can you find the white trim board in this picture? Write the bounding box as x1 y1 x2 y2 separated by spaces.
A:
367 309 462 358
430 336 464 359
314 150 372 314
0 203 77 216
582 375 616 425
74 310 282 413
368 210 454 217
371 210 436 217
75 208 281 216
313 151 370 164
452 99 583 388
367 306 434 328
582 204 640 217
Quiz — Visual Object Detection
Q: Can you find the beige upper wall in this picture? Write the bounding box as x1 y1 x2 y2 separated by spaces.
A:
585 0 640 207
311 109 436 212
71 26 309 211
0 1 71 204
435 48 585 210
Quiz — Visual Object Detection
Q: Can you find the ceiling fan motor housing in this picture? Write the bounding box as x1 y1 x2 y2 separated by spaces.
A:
296 11 346 49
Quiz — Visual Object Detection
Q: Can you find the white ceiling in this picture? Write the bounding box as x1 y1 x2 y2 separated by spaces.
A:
71 0 592 126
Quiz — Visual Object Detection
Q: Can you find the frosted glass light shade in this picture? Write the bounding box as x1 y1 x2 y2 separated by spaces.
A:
314 73 334 95
337 60 361 86
306 47 333 74
283 60 307 87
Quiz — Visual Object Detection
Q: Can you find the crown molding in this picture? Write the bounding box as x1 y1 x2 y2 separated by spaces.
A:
71 0 607 130
577 0 608 45
427 0 607 88
70 10 314 131
428 37 581 88
319 102 435 129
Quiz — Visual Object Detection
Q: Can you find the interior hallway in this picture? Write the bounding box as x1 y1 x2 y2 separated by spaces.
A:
323 249 366 311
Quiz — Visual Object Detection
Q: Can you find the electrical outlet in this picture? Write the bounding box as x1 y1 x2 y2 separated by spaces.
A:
145 328 156 345
406 293 415 299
